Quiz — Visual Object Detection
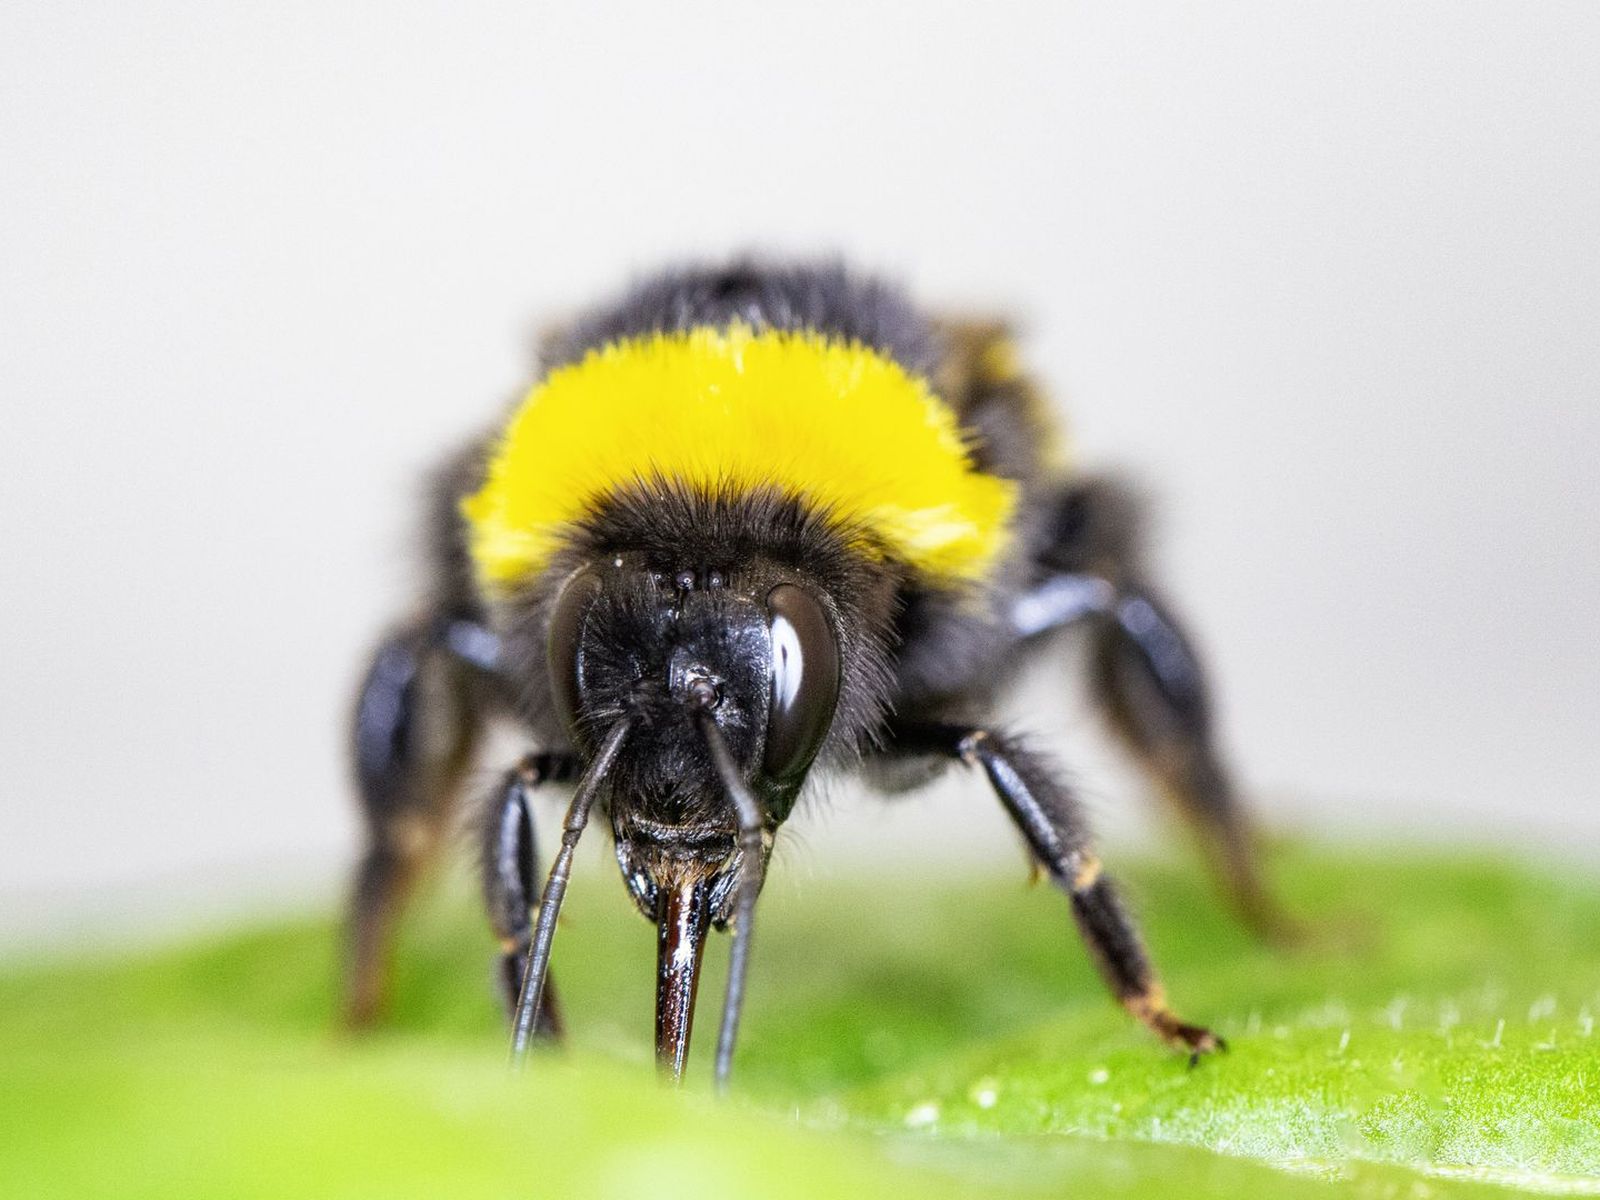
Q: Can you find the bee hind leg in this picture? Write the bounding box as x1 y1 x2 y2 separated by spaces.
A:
1023 478 1298 943
1087 582 1300 943
343 618 487 1028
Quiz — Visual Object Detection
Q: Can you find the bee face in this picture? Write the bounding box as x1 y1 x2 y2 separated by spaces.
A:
545 555 841 919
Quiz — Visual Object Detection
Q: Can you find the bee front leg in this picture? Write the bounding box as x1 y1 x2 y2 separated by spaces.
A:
481 753 581 1039
888 722 1224 1062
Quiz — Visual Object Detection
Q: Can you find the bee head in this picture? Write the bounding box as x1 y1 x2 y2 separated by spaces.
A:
537 555 842 1073
544 556 840 920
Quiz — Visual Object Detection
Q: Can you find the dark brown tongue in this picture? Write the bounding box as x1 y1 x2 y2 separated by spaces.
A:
654 876 710 1081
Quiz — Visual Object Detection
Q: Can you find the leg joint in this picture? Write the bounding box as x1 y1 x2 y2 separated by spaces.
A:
1069 853 1103 893
956 728 991 765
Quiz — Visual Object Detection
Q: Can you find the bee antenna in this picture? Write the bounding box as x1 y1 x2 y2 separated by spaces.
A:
509 717 631 1064
694 710 766 1093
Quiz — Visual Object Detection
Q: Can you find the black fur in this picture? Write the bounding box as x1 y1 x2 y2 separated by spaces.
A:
546 258 942 377
558 482 899 766
1035 474 1152 582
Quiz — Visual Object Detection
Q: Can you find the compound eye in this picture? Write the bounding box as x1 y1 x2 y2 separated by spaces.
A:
762 584 840 781
547 568 601 748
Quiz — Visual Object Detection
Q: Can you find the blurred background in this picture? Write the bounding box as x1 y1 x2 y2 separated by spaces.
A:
2 2 1596 940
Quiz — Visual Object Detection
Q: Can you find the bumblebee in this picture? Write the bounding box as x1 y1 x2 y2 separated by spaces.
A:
344 261 1286 1085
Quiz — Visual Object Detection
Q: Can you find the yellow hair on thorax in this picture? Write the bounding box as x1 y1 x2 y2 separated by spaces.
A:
462 324 1017 591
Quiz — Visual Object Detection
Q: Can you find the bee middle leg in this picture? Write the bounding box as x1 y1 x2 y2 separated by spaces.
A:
481 752 580 1039
888 722 1223 1060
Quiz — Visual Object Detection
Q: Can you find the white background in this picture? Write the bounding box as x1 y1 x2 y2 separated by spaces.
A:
3 3 1597 912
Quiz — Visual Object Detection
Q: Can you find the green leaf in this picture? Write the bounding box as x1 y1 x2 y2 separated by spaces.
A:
2 847 1595 1198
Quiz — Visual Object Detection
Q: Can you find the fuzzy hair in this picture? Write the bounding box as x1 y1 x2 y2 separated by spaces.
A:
414 260 1109 759
491 482 899 776
461 323 1017 591
545 258 942 378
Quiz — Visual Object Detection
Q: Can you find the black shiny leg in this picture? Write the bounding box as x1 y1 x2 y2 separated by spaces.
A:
482 753 581 1038
510 720 633 1063
890 721 1223 1061
1090 583 1296 941
1015 476 1293 942
343 620 484 1028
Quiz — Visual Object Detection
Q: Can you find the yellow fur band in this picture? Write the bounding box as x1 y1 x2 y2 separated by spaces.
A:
462 324 1017 591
